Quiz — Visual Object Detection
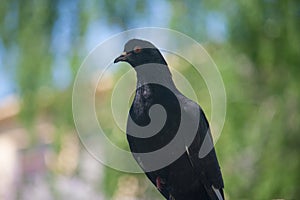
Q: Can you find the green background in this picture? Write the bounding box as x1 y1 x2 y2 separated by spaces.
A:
0 1 299 199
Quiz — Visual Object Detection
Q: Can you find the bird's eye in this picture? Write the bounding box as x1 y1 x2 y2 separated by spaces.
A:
134 46 142 53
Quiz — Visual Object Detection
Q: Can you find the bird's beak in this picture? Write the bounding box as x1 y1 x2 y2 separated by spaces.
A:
114 51 129 63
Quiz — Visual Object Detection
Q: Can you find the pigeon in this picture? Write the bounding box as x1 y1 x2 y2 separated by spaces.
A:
114 39 224 200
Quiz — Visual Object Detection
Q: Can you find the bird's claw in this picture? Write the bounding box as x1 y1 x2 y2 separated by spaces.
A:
156 176 166 191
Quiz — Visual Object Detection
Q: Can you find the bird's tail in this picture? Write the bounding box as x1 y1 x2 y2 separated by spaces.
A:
212 185 224 200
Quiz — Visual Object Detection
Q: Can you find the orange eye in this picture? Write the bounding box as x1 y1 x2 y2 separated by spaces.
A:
134 46 142 53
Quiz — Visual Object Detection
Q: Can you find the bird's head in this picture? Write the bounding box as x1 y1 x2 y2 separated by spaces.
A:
114 39 167 68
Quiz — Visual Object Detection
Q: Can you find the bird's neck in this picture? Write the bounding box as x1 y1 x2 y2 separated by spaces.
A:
135 65 176 90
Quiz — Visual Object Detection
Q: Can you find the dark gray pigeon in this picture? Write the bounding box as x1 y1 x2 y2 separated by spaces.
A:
114 39 224 200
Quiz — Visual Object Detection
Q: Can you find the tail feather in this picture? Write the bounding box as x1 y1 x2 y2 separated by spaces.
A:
212 186 224 200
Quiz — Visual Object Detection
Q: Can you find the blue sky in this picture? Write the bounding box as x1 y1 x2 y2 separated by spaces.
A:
0 0 227 102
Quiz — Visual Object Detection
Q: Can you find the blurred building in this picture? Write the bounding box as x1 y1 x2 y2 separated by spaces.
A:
0 96 105 200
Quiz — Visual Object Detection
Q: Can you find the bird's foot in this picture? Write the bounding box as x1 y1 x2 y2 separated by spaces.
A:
156 176 166 191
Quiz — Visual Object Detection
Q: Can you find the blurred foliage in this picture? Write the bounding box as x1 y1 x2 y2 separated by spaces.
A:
0 0 300 199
